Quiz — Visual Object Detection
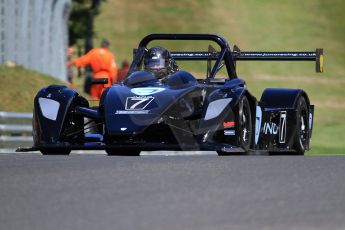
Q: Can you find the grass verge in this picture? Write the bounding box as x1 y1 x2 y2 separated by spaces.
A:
0 66 65 112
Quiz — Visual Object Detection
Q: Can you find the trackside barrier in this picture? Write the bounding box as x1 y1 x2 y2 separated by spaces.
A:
0 111 33 149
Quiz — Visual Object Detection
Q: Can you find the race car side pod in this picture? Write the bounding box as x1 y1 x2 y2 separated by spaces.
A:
232 45 324 73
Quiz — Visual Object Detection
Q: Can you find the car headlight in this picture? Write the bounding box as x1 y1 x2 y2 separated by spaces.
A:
38 98 60 121
204 98 232 120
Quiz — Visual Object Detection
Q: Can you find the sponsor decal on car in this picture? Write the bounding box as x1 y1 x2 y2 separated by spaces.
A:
223 121 236 136
223 121 235 128
115 110 150 115
262 111 287 143
224 130 236 136
263 122 278 135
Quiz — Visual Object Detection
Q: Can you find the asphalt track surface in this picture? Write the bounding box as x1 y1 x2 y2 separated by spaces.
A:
1 151 345 230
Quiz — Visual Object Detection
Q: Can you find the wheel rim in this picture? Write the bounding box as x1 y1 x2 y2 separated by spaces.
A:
299 108 308 146
240 100 251 147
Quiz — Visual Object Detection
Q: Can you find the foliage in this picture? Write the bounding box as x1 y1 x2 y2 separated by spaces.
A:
68 0 103 46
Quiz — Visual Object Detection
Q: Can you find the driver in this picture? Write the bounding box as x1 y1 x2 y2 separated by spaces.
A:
143 46 178 78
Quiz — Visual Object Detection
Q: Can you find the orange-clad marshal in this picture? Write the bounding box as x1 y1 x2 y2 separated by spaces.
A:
72 39 118 99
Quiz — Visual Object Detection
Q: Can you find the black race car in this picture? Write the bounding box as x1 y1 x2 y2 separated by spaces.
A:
18 34 323 155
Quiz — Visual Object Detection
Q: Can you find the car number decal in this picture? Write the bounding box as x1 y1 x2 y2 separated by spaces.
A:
115 96 154 115
125 96 154 110
279 111 287 143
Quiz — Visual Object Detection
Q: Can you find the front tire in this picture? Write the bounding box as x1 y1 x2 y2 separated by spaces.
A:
237 96 253 151
218 96 253 155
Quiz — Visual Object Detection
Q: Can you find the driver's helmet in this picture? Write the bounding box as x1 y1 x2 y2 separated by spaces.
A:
144 46 177 78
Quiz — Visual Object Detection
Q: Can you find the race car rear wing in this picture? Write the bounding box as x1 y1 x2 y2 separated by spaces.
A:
232 46 324 73
168 48 323 73
134 34 323 75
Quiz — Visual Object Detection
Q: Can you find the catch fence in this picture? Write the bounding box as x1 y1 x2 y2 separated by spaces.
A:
0 0 71 81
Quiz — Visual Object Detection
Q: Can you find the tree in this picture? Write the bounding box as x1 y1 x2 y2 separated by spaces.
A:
68 0 104 52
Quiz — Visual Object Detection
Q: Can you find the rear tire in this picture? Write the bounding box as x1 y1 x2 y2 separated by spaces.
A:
294 96 308 155
218 96 253 155
106 149 141 156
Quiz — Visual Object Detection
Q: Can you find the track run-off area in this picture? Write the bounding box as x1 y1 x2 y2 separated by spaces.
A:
1 151 345 230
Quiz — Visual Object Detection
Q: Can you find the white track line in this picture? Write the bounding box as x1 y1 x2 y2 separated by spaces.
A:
1 148 217 156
